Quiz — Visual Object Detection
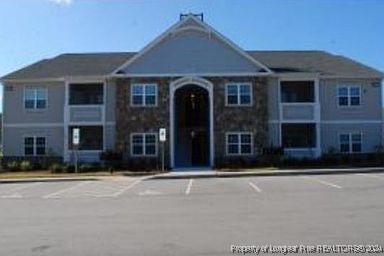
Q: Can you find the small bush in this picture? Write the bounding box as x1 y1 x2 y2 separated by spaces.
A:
7 161 19 171
79 164 93 173
49 163 63 173
19 161 33 171
90 162 102 171
62 163 75 173
100 150 123 169
36 160 52 170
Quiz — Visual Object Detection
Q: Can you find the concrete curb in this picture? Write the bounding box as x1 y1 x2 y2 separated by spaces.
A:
149 167 384 180
0 177 101 184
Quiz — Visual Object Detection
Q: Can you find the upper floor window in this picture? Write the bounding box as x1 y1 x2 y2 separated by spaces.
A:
226 132 253 155
24 88 47 109
131 133 157 156
131 84 157 106
337 86 361 106
339 133 362 153
280 81 314 103
24 136 46 156
225 83 252 106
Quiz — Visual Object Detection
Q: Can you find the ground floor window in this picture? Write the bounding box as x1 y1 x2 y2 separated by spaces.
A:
339 133 362 153
226 132 253 155
24 136 46 156
69 126 103 150
282 123 316 148
131 133 157 157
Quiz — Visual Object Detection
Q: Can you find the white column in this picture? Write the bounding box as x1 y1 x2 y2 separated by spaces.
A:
169 83 175 168
102 79 107 152
63 80 69 162
315 78 321 157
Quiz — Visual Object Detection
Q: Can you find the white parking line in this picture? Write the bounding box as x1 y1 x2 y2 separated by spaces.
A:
185 179 194 195
0 182 41 194
42 181 92 199
110 179 142 197
248 181 262 193
356 173 384 180
304 176 342 189
1 193 23 199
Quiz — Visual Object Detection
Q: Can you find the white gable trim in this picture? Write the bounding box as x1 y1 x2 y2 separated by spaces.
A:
112 14 273 75
171 25 211 35
110 72 271 78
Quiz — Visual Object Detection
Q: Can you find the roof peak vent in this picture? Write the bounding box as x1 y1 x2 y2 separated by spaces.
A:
180 13 204 22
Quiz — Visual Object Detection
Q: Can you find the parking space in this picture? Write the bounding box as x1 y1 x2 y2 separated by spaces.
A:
127 178 190 197
1 172 384 256
0 181 75 199
42 178 141 199
0 182 43 198
0 172 384 200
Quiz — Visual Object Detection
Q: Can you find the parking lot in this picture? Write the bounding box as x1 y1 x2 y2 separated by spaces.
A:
1 172 384 255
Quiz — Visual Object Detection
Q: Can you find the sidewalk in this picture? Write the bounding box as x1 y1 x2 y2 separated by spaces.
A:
1 167 383 183
150 167 384 180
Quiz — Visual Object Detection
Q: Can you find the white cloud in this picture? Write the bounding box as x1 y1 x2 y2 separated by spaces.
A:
48 0 73 5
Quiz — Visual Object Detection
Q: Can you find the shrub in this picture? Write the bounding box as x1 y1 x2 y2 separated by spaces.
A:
90 162 102 172
36 160 52 170
79 164 93 173
259 146 284 166
62 163 75 173
100 150 123 169
49 163 63 173
19 161 33 171
7 161 19 171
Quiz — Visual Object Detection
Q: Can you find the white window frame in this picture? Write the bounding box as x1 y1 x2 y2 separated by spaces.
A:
337 85 361 107
130 133 158 157
130 83 158 107
338 132 362 153
23 136 47 156
225 83 253 106
24 88 48 110
225 132 253 156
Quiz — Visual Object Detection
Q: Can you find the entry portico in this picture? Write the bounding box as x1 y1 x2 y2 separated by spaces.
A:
113 14 271 170
169 76 214 168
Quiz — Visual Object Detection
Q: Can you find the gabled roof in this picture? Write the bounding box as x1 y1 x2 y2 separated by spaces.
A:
1 52 135 81
2 50 382 81
248 50 384 78
113 14 272 75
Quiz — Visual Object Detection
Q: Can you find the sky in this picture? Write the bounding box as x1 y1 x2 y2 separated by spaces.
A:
0 0 383 111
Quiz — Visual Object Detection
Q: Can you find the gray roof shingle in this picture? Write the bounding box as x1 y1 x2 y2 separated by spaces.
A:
248 50 384 78
1 50 383 80
1 52 135 80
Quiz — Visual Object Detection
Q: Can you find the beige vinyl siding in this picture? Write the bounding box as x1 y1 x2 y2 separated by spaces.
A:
122 30 259 75
2 126 64 156
3 82 65 124
320 78 382 121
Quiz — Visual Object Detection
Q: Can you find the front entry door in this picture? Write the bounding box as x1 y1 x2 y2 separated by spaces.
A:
174 85 209 167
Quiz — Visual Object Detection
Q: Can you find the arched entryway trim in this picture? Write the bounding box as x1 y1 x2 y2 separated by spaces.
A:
170 76 214 169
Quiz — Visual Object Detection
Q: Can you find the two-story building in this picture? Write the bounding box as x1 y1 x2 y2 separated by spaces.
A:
1 14 383 169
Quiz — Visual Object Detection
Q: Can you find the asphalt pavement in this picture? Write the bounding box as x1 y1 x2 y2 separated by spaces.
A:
0 173 384 255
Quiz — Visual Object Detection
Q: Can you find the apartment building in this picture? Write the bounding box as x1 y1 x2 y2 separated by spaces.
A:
1 14 383 169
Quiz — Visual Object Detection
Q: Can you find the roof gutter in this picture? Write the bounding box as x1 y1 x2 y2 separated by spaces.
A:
107 72 273 78
0 77 66 84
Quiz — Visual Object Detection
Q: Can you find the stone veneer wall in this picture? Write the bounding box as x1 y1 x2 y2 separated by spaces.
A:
211 77 268 167
115 78 170 170
115 77 268 169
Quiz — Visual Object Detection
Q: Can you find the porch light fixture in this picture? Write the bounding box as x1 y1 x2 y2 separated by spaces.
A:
190 93 196 109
